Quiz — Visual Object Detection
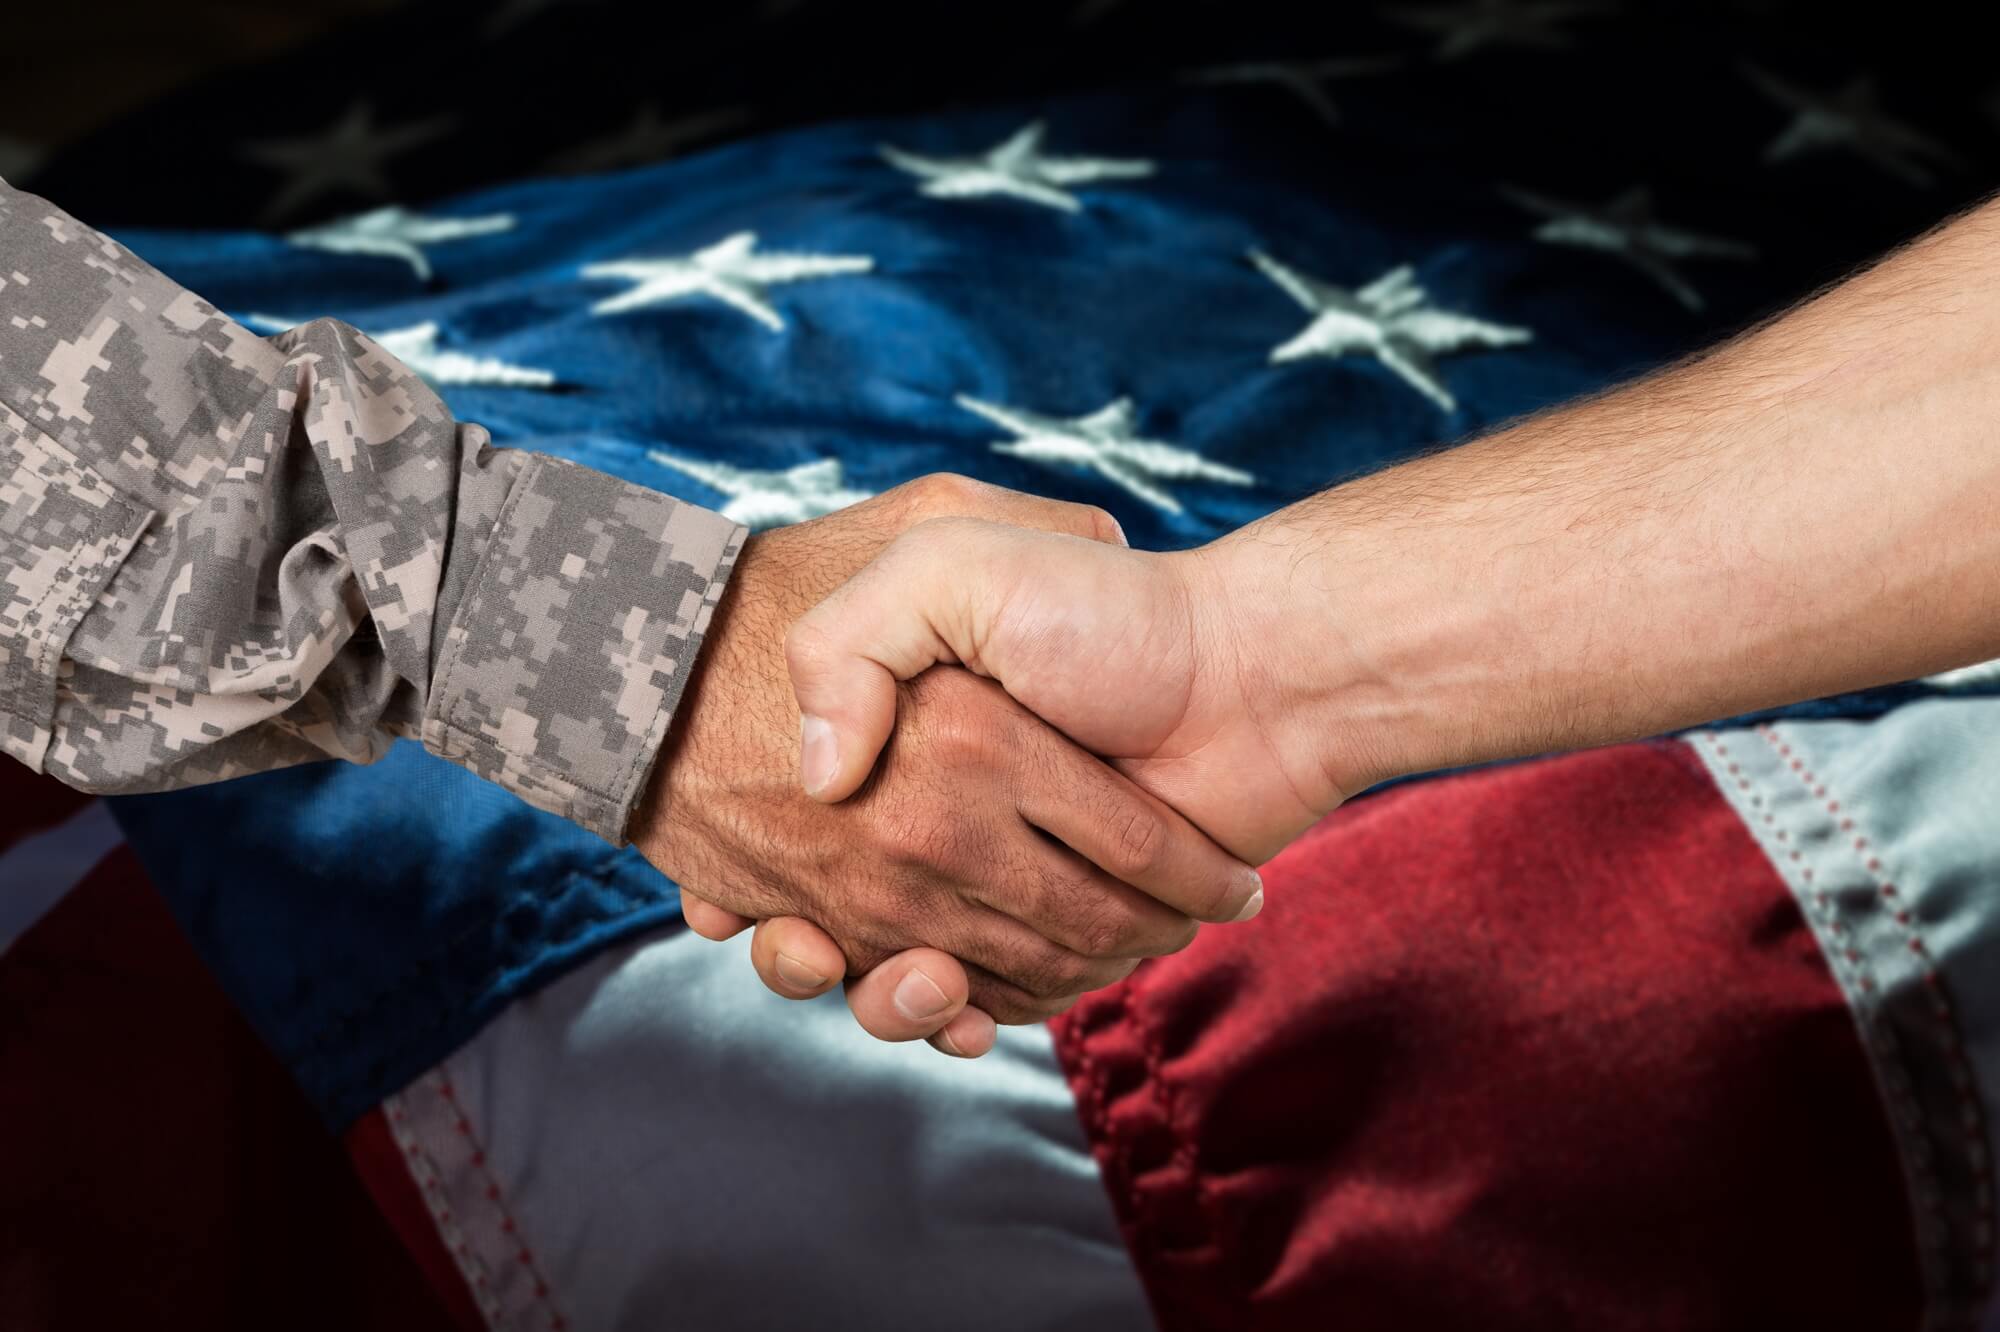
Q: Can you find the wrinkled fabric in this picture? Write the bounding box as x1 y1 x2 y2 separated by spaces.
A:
1691 700 2000 1321
381 928 1149 1332
91 65 1999 1124
0 178 744 842
1053 741 1925 1331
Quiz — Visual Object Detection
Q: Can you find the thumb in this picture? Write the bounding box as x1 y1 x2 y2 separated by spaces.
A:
786 517 1004 803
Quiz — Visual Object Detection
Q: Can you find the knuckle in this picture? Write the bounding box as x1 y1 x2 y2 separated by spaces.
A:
901 471 987 519
1101 803 1166 883
1079 916 1129 961
1005 940 1085 1000
912 692 1007 768
782 617 831 677
1078 503 1121 540
873 806 966 875
1052 953 1096 996
1068 892 1139 959
1046 953 1096 999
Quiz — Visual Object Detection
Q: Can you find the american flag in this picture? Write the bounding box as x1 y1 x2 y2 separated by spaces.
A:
6 2 2000 1328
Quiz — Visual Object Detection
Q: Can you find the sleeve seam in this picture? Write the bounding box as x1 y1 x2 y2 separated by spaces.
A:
422 454 742 841
428 714 627 809
607 519 744 835
426 451 543 757
608 616 682 831
424 453 637 827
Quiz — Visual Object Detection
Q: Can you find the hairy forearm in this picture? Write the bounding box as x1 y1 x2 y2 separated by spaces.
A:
1210 196 2000 800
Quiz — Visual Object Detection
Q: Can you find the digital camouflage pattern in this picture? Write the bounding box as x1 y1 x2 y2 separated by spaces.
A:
0 178 745 843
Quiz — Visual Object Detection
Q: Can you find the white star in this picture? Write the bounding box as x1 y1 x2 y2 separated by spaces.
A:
372 323 556 388
1502 186 1755 310
956 394 1253 515
1249 250 1531 413
1383 0 1610 61
646 452 871 529
244 315 555 389
1744 67 1963 188
581 232 874 331
880 121 1155 213
1925 658 2000 691
283 207 516 281
1182 57 1403 129
543 103 755 175
240 101 456 224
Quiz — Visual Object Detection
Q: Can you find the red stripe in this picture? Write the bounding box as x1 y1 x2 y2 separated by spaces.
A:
1051 739 1921 1331
347 1110 488 1332
0 843 461 1331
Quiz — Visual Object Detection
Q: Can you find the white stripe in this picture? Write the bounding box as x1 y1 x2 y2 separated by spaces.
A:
1692 700 2000 1323
0 800 123 955
396 927 1149 1331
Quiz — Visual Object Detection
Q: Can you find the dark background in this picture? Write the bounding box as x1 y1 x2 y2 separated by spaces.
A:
6 1 1999 252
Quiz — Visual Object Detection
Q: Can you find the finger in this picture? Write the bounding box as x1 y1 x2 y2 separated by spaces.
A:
842 948 971 1042
964 964 1107 1027
972 837 1200 961
786 518 1012 804
978 488 1128 548
1017 738 1264 924
946 904 1140 1010
681 890 753 941
750 916 848 999
928 1006 998 1058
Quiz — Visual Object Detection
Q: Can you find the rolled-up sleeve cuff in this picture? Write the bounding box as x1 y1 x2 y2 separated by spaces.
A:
422 454 746 844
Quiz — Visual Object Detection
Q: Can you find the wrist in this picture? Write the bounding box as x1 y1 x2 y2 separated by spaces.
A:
1192 468 1568 798
631 531 774 874
1176 522 1450 809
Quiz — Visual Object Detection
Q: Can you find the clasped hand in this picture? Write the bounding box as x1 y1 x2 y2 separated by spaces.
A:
650 192 2000 1055
631 476 1268 1058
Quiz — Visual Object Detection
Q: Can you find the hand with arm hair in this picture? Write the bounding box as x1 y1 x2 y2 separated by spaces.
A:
0 179 1259 1060
746 193 2000 999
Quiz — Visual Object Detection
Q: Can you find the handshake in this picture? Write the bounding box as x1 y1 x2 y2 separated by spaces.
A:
632 474 1319 1059
629 198 2000 1058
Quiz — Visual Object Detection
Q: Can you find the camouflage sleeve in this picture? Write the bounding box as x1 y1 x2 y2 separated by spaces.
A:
0 178 745 844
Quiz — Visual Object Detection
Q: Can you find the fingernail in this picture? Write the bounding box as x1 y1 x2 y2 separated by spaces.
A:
1233 887 1265 923
800 715 837 797
774 952 829 993
893 968 952 1021
934 1028 966 1057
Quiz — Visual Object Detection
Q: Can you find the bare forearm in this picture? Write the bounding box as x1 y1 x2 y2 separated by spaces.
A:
785 202 2000 865
1212 196 2000 799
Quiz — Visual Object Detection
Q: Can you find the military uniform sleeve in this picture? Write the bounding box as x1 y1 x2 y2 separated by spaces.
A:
0 179 746 844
